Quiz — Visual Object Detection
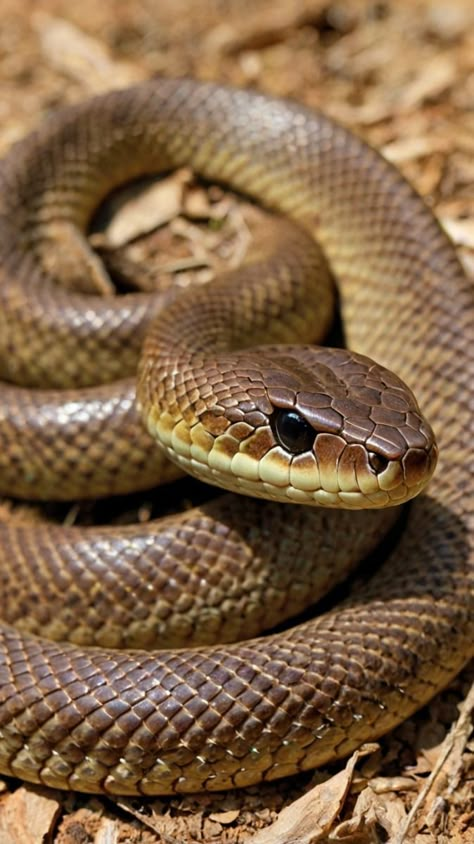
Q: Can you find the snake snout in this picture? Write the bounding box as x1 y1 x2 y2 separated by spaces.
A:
260 347 439 508
402 441 438 490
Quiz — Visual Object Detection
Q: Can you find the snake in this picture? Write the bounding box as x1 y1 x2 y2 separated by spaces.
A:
0 78 472 797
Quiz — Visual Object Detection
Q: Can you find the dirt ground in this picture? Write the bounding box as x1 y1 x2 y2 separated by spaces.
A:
0 1 473 842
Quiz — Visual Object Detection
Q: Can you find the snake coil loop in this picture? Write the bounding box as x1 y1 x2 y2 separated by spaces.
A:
0 79 471 796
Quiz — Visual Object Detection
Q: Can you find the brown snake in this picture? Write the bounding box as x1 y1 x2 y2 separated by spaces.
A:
0 79 472 796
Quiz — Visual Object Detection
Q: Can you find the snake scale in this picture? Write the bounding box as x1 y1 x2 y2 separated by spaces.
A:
0 79 472 796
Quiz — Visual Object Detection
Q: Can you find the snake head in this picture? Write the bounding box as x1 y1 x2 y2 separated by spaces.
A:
143 344 437 509
258 345 438 508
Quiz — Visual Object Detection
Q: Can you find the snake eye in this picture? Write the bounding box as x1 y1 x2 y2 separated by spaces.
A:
368 452 389 474
271 408 316 454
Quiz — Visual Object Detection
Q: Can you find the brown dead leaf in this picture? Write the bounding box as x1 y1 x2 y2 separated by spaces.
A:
95 170 193 249
183 186 216 220
367 776 418 795
203 1 328 55
208 809 241 824
0 785 62 844
398 55 457 110
382 135 449 164
33 13 144 92
416 722 449 771
441 218 474 250
331 786 407 842
115 798 173 841
249 745 379 844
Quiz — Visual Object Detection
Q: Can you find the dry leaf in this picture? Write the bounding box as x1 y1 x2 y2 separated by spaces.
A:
33 13 144 91
183 186 216 220
441 218 474 250
249 745 379 844
0 785 62 844
367 776 418 795
398 55 457 110
208 809 241 824
331 786 407 841
382 135 449 164
96 170 192 248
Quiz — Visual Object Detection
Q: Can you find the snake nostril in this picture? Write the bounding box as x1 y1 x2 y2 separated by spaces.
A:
368 452 390 474
271 408 316 455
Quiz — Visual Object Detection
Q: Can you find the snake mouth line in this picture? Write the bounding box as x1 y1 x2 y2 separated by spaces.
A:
147 407 437 510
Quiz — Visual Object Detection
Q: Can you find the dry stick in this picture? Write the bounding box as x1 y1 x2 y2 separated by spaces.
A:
395 677 474 844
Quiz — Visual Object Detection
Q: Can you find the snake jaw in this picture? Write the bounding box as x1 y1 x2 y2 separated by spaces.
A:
147 407 437 510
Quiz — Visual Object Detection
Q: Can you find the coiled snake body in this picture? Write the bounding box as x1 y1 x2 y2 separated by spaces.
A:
0 79 472 795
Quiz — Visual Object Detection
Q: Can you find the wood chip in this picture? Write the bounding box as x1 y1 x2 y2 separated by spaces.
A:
94 817 120 844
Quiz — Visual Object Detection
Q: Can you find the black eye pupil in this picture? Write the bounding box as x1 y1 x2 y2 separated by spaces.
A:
271 408 315 454
368 452 389 473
